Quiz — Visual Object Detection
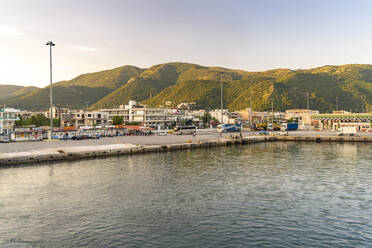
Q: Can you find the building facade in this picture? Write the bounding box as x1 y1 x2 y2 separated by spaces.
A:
0 108 20 135
46 106 70 119
101 100 175 127
237 109 285 124
285 109 320 128
311 112 372 131
209 109 236 124
60 110 108 129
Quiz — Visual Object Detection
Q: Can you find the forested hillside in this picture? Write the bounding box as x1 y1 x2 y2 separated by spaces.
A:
2 63 372 112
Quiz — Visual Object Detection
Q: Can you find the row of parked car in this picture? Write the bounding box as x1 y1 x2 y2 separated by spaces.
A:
70 135 101 140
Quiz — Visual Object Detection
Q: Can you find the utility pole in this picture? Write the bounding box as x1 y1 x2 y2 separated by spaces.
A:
249 91 253 128
336 96 339 111
46 41 55 140
271 99 274 134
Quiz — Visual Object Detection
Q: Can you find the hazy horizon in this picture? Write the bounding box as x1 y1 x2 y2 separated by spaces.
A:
1 0 372 87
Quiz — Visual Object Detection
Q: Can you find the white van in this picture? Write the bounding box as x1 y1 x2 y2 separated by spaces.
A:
337 127 357 136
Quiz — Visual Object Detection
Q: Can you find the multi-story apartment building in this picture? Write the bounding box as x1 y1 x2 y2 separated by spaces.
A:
20 110 46 119
46 106 70 119
101 100 175 127
60 110 108 129
0 108 20 135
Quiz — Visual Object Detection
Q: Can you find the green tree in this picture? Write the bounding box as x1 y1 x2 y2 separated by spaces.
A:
201 112 212 127
112 116 124 125
287 117 296 123
15 114 60 127
127 121 140 125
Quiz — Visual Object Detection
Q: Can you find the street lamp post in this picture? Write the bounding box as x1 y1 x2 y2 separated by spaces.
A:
220 72 223 124
46 41 55 140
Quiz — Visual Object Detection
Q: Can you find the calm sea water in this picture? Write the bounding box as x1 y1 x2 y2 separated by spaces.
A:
0 142 371 248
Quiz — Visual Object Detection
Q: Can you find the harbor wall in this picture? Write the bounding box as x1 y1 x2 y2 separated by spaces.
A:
1 135 372 166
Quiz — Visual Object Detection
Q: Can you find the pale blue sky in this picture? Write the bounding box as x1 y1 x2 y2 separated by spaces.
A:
1 0 372 87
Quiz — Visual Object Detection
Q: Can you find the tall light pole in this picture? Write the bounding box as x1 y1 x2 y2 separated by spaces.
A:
220 72 223 124
46 41 55 140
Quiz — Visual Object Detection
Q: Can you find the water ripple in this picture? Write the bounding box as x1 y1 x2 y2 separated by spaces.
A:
0 143 371 247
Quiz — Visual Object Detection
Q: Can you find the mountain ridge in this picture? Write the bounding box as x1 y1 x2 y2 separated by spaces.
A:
2 62 372 112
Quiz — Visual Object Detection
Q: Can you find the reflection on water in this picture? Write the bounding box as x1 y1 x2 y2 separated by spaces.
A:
0 142 372 248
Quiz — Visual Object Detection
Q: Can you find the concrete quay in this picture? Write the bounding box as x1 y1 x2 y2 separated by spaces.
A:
1 134 372 166
276 135 372 142
0 136 272 166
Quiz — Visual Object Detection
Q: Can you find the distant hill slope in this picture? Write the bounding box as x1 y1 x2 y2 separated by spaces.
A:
90 63 205 109
143 64 372 112
0 85 39 106
3 63 372 112
90 62 253 109
4 65 143 110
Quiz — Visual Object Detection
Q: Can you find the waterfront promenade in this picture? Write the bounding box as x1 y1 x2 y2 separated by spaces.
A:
2 130 372 166
2 130 372 152
0 133 223 153
1 130 372 154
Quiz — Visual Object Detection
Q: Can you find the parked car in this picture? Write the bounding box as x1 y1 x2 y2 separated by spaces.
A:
72 135 91 140
153 130 168 136
279 131 288 136
259 131 269 135
0 135 10 143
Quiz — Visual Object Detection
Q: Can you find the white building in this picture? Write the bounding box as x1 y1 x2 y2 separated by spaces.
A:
100 100 176 127
0 108 20 135
60 110 108 129
209 109 242 124
210 109 229 124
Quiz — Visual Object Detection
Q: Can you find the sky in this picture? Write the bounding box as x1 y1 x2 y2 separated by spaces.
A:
1 0 372 87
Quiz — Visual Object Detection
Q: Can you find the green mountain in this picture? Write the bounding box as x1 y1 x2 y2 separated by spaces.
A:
3 63 372 112
0 85 39 106
90 63 206 109
144 64 372 112
4 65 144 110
